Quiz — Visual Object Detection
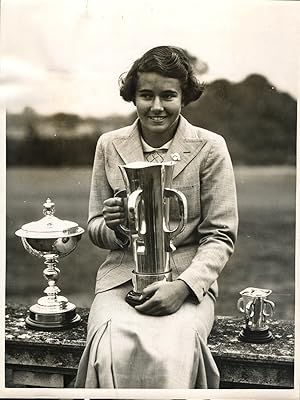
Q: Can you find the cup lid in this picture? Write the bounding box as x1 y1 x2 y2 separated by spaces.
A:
239 287 272 297
15 198 85 239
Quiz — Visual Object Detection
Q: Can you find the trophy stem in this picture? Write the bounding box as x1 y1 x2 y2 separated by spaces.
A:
25 253 81 330
43 254 61 302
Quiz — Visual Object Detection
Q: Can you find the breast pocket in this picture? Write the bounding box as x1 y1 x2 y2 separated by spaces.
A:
170 183 201 222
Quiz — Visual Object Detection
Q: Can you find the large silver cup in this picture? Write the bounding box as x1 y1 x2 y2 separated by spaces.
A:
117 161 187 306
15 198 84 330
237 287 275 343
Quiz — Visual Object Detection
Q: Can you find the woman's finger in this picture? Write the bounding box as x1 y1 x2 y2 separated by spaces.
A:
135 293 162 313
135 300 168 316
104 212 125 220
104 197 124 207
141 281 164 297
105 216 125 223
135 300 158 314
104 218 125 226
103 206 124 214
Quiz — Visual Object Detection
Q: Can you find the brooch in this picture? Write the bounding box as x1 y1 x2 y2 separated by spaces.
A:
171 152 181 161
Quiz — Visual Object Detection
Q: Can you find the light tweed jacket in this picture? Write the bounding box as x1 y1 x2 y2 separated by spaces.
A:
88 115 238 303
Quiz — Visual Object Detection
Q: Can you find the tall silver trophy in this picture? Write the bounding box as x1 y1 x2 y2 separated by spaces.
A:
117 161 187 306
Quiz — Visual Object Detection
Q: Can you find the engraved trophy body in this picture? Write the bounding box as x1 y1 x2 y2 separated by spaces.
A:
15 198 84 330
237 287 275 343
117 161 187 306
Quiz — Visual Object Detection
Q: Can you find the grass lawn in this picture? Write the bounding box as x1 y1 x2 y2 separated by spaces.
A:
6 166 296 320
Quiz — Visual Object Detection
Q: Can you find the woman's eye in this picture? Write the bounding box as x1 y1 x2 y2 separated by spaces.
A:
163 94 175 100
140 94 152 100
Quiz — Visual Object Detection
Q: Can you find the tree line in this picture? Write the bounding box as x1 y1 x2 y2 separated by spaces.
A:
6 74 296 166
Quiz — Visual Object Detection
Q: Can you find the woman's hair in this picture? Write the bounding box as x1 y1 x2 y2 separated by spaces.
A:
119 46 205 106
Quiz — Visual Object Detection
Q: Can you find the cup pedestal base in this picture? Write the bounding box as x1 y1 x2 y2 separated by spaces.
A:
126 270 172 307
125 290 147 307
239 326 274 343
25 299 81 331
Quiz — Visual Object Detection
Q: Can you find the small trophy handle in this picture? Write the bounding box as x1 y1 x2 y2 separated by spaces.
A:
21 237 44 259
246 300 255 318
114 189 131 235
237 297 245 313
263 299 275 317
164 188 187 240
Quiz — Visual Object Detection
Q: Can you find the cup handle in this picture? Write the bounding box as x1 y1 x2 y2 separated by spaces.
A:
263 299 275 317
237 297 245 313
21 237 44 259
114 189 131 235
246 300 255 318
127 188 143 234
164 188 187 240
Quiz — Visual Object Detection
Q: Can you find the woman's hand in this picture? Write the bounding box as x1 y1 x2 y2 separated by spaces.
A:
135 280 191 316
103 197 125 231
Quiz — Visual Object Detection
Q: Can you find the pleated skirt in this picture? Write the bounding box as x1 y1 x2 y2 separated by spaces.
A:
75 281 219 389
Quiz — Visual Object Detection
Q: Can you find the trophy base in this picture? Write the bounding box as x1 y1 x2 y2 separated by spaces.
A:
125 290 148 307
239 326 274 343
126 270 173 307
26 301 81 331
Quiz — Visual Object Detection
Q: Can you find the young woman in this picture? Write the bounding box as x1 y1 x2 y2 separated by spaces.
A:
75 45 238 389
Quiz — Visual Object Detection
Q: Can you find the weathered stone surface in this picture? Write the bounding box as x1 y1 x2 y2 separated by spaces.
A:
209 315 294 363
12 370 64 388
5 304 88 348
5 304 295 388
209 316 294 388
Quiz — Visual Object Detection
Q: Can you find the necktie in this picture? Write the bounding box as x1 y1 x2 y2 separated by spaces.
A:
145 149 167 163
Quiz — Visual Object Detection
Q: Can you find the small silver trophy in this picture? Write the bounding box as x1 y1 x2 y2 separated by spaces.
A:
15 198 84 330
117 161 187 306
237 287 275 343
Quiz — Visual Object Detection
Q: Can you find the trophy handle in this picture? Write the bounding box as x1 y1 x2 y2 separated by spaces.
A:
246 300 255 318
114 189 131 235
237 297 245 313
164 188 187 241
263 299 275 317
21 237 44 259
127 188 143 234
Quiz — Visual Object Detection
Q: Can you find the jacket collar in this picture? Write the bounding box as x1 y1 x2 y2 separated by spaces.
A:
112 115 206 179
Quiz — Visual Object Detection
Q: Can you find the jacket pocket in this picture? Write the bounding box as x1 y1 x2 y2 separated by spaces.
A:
172 183 201 221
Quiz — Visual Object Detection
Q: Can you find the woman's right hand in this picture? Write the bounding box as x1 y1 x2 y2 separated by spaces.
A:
103 197 125 231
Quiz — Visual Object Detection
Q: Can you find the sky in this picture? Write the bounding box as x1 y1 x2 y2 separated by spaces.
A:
1 0 299 118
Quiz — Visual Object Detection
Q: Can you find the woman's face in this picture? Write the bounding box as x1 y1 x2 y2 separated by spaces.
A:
135 72 183 145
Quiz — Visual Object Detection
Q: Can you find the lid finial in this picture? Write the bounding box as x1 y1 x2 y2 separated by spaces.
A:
43 198 55 216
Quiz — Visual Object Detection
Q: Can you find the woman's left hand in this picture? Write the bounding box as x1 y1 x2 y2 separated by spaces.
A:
135 280 191 316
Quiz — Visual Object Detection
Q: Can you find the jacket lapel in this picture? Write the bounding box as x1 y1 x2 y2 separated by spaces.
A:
164 116 206 179
112 116 206 179
112 120 145 164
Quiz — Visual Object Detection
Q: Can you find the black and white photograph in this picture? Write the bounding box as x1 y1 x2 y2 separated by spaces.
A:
2 0 299 399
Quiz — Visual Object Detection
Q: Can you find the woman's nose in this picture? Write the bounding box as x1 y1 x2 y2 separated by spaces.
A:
151 96 164 112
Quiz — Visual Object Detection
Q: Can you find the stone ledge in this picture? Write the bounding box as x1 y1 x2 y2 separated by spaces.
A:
5 304 294 388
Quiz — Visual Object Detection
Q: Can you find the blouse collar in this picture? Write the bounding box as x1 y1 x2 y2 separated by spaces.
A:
140 135 173 152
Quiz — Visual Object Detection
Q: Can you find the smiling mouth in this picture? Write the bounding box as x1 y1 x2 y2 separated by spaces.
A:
149 116 167 122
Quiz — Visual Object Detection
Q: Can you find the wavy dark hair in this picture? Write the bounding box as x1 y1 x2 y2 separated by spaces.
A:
119 46 205 106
